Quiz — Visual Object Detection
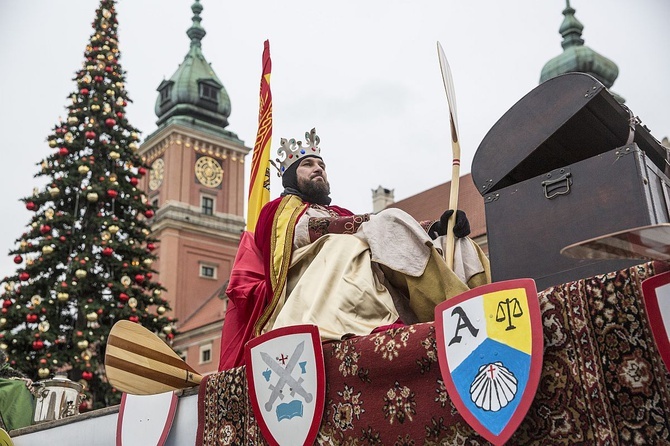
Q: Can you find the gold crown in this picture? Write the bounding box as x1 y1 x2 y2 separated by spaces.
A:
275 128 321 176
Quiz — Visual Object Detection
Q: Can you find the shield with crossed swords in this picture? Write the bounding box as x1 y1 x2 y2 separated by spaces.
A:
245 324 325 446
642 270 670 373
435 278 543 446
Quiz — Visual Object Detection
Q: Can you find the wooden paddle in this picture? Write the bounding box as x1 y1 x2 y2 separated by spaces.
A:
437 42 462 270
105 320 202 395
560 223 670 261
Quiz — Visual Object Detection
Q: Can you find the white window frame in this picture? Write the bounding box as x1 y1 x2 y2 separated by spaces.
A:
199 262 218 279
200 194 215 215
199 343 213 365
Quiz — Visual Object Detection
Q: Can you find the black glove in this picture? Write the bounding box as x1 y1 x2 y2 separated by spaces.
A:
429 209 470 239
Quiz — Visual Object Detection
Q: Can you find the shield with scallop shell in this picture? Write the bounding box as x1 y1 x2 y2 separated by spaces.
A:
435 279 543 446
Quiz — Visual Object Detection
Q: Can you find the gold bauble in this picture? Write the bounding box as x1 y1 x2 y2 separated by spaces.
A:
109 151 120 160
48 140 57 148
101 231 111 241
143 258 153 266
86 192 99 202
57 292 69 302
67 116 79 124
48 187 60 197
106 89 115 96
91 104 100 111
96 54 105 60
131 258 140 267
108 225 119 234
153 289 162 296
38 368 50 379
41 161 49 172
81 350 91 361
64 132 74 143
75 269 87 279
77 339 89 350
162 325 173 334
31 295 42 305
42 245 54 255
38 321 50 332
131 132 139 140
86 312 98 322
129 142 138 151
0 343 7 350
109 174 117 182
45 209 54 219
0 318 6 327
128 298 137 309
78 165 90 174
157 306 166 315
120 275 131 286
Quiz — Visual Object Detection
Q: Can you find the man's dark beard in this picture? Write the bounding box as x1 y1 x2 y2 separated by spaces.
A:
298 177 331 204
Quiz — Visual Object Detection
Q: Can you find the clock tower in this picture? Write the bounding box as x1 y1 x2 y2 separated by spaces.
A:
138 0 250 374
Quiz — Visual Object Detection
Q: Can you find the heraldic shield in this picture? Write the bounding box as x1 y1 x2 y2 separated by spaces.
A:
642 270 670 373
245 324 325 446
435 278 543 446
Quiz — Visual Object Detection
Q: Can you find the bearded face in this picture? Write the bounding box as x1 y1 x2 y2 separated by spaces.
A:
295 157 331 204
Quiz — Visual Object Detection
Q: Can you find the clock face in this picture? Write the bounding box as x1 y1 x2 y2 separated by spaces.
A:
194 156 224 188
149 158 165 191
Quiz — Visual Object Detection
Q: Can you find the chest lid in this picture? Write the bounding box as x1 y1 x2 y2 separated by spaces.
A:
471 72 667 195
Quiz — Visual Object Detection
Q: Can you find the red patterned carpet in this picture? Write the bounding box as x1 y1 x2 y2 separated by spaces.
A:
197 261 670 445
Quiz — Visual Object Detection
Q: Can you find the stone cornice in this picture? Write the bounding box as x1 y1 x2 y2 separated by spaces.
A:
151 201 244 240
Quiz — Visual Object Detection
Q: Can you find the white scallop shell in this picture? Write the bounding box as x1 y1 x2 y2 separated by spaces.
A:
469 361 518 411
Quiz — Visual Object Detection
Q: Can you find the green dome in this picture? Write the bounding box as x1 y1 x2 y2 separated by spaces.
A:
540 1 622 101
155 0 232 132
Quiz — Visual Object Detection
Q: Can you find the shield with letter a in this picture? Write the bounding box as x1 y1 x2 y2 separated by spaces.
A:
642 270 670 373
245 324 325 446
435 278 543 446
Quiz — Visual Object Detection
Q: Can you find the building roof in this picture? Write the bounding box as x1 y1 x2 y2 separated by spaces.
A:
177 283 228 332
385 173 486 238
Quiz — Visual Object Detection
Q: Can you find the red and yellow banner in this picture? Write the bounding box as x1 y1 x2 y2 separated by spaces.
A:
247 40 272 233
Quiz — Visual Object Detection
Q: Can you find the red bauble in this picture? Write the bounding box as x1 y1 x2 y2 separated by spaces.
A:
94 75 103 83
102 247 114 256
119 292 129 302
19 272 30 281
80 88 89 95
85 131 96 140
40 225 51 234
26 313 38 323
129 177 139 186
134 274 145 284
59 236 66 242
3 300 12 308
128 315 139 323
144 209 154 218
146 272 153 280
25 202 36 211
105 118 116 127
13 255 22 264
138 167 147 176
81 371 93 381
59 147 69 156
116 112 124 119
32 340 44 350
107 189 118 199
167 333 174 340
105 66 113 73
146 243 156 251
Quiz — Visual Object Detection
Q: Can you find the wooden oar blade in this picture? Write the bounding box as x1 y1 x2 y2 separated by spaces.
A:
105 320 202 395
437 41 459 142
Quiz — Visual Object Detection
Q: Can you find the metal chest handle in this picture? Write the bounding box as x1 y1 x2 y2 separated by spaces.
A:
541 169 572 199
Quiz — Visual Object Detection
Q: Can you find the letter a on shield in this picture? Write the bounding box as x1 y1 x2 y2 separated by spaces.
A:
245 324 325 446
642 270 670 373
435 278 543 446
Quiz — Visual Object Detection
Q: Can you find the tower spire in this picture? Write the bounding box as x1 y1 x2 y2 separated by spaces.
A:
540 1 623 102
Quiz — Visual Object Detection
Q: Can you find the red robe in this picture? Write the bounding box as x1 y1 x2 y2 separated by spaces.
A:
218 196 353 370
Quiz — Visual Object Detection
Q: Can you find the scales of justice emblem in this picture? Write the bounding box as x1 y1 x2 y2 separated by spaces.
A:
245 324 325 446
435 279 543 446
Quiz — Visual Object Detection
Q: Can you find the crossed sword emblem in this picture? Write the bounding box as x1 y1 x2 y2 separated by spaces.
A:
261 341 313 412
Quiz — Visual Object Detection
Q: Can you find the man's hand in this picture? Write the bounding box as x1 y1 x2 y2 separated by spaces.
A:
429 209 470 239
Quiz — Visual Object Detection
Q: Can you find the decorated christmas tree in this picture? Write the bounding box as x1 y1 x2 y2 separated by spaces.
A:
0 0 173 409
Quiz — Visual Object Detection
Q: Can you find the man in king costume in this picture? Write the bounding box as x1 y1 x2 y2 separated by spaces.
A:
219 128 490 370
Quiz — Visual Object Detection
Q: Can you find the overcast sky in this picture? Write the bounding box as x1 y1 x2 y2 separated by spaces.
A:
0 0 668 280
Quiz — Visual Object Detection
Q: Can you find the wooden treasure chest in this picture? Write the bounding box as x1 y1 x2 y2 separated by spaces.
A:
471 72 670 291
